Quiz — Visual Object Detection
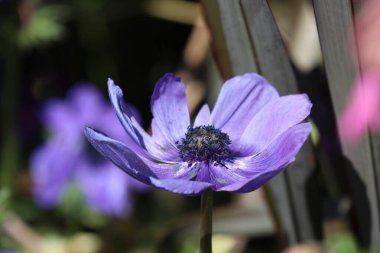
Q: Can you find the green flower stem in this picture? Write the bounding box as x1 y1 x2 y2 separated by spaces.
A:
200 189 213 253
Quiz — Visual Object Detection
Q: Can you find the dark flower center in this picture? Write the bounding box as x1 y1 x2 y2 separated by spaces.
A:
177 125 232 164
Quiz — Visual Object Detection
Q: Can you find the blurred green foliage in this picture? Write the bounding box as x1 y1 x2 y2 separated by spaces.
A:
0 188 11 223
18 5 70 49
59 184 108 229
327 232 380 253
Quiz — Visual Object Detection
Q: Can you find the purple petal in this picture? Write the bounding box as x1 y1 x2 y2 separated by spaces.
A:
124 103 143 126
218 170 282 193
218 123 311 193
85 127 155 184
210 74 279 142
67 83 105 123
43 84 115 143
196 161 211 182
96 106 130 141
75 162 132 217
209 162 246 190
234 94 312 156
150 74 190 144
108 78 176 161
108 79 151 153
150 118 181 161
194 104 211 127
42 100 81 138
85 127 195 181
127 175 151 191
30 139 77 207
150 177 212 196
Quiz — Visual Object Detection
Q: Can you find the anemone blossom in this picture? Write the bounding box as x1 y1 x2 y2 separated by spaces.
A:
85 73 311 195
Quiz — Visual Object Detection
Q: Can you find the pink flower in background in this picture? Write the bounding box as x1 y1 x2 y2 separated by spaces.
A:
339 71 380 141
339 0 380 142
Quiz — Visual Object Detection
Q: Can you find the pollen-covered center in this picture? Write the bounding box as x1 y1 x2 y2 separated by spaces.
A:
177 125 232 164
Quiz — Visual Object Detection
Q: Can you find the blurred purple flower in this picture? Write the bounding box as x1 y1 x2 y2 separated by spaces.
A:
31 84 147 217
85 73 311 195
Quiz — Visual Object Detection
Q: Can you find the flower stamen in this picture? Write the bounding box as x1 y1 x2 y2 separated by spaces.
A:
177 125 232 165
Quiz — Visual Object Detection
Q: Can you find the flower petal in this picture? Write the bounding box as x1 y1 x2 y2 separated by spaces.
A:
108 79 151 152
150 177 212 196
194 104 211 127
75 162 132 217
150 118 180 161
42 100 81 138
210 73 279 141
209 162 246 190
218 123 311 193
67 83 105 123
217 170 281 193
85 127 156 184
150 74 190 144
196 161 211 182
108 78 176 161
30 139 78 207
85 127 194 180
234 94 312 156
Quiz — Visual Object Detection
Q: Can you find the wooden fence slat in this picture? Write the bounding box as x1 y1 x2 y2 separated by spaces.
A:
240 0 296 95
312 0 380 246
201 0 258 79
240 0 320 242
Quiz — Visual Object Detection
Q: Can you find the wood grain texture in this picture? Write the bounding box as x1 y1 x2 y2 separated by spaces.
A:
201 0 233 79
240 0 297 95
313 0 380 246
201 0 257 79
241 0 320 242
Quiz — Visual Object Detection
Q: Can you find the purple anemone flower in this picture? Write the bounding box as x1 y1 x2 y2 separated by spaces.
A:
85 73 312 195
30 84 147 216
